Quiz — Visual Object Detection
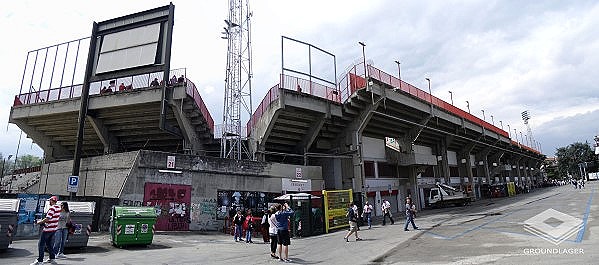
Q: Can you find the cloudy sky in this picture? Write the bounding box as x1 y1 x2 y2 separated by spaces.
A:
1 0 598 161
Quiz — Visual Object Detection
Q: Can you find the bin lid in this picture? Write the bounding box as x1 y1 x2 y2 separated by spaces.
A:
44 201 96 214
0 199 20 212
113 206 157 218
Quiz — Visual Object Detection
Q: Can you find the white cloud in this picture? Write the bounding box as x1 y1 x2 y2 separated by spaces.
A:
2 0 598 158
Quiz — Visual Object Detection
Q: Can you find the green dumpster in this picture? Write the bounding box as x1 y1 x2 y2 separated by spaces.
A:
110 206 157 247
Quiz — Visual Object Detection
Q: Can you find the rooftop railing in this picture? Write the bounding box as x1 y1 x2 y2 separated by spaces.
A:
246 74 339 136
13 68 215 134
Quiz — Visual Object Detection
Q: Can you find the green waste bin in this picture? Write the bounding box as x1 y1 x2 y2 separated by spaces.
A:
110 206 157 247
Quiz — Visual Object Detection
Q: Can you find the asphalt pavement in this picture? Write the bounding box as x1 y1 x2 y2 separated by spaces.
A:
1 182 596 265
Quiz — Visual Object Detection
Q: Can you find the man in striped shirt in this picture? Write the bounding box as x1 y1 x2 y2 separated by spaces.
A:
31 195 60 265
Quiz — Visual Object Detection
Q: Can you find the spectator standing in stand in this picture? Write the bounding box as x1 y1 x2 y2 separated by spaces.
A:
150 78 160 87
118 83 126 91
178 75 185 83
362 201 373 229
30 196 60 265
381 199 394 225
275 202 294 262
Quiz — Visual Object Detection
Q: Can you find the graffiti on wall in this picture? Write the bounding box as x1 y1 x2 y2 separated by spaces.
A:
122 200 143 207
143 183 191 231
190 198 220 231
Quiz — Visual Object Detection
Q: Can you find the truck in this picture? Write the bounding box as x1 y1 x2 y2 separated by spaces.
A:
428 183 472 207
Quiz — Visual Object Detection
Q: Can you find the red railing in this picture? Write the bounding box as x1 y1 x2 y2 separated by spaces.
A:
184 79 214 134
247 84 280 136
338 61 540 154
366 65 511 138
13 70 181 106
246 74 340 136
12 68 215 135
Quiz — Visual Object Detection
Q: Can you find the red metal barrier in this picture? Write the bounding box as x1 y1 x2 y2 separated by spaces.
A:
338 62 539 154
184 79 215 134
246 74 341 135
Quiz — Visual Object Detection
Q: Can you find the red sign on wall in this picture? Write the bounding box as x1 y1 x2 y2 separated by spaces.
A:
143 183 191 231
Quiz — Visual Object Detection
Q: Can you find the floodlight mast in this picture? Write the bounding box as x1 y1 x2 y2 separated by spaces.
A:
221 0 253 160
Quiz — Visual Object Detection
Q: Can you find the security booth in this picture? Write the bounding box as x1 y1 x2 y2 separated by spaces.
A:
0 199 20 250
44 200 95 248
275 192 324 237
110 206 157 247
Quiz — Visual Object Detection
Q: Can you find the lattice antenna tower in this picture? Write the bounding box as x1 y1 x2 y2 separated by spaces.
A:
221 0 253 160
521 110 536 150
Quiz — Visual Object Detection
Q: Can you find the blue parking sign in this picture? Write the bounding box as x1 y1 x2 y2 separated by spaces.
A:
67 176 79 193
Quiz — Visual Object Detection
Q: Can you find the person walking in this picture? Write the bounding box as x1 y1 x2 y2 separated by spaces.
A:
30 196 60 265
343 202 363 242
54 201 71 259
244 209 254 243
381 199 394 225
233 210 244 242
362 201 373 229
275 202 294 262
267 206 279 259
260 209 270 243
404 197 419 231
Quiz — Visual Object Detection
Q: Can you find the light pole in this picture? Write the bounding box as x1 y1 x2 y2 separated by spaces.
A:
425 78 433 114
499 120 503 130
514 129 518 144
358 41 371 104
507 124 511 138
481 109 485 121
491 115 494 125
448 91 453 105
466 101 470 113
520 131 524 146
394 60 401 91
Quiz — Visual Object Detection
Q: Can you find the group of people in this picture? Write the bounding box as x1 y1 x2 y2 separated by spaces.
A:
234 202 295 262
232 209 256 243
100 81 133 94
344 197 419 242
31 196 72 265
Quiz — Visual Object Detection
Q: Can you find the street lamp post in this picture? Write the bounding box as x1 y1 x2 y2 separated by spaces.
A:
491 115 494 126
358 42 371 104
507 124 511 138
394 60 401 91
481 109 485 121
466 101 470 113
499 120 503 130
425 78 433 114
448 91 453 105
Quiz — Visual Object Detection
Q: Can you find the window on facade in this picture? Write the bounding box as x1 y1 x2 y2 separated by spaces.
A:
364 161 375 178
378 163 396 178
449 167 460 177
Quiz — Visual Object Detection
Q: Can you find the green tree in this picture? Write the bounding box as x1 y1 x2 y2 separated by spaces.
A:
555 142 595 179
15 154 43 169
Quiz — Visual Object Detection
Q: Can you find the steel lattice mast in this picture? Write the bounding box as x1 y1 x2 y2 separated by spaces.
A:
221 0 253 160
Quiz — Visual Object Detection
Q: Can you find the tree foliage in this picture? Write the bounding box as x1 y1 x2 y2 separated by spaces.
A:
555 142 596 179
1 153 43 176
